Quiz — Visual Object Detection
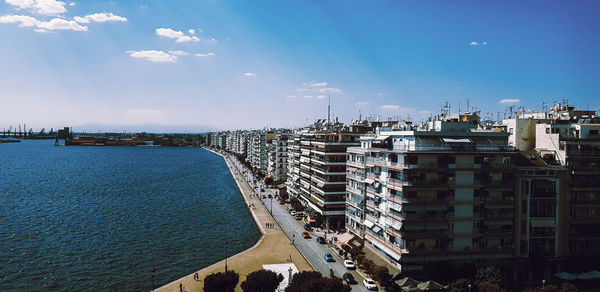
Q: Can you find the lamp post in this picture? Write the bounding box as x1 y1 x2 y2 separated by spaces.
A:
225 240 228 272
468 284 471 292
288 267 293 287
542 279 546 287
270 197 273 214
151 268 155 292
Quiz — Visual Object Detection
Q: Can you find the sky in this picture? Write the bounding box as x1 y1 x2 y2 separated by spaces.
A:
1 0 599 132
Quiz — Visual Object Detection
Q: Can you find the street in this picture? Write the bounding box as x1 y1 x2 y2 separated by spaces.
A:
229 156 372 292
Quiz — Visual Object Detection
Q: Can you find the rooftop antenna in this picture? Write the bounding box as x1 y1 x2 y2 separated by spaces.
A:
359 109 362 121
327 91 331 130
466 98 471 114
458 100 461 115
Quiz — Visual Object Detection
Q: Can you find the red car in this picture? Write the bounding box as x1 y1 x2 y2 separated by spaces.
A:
302 231 311 238
261 194 267 199
279 200 284 205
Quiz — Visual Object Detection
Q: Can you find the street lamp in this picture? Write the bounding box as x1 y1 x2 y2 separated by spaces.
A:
151 268 155 292
225 240 228 272
270 197 273 214
542 279 546 287
468 284 471 292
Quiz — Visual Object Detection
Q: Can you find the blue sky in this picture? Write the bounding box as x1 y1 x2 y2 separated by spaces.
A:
1 0 599 131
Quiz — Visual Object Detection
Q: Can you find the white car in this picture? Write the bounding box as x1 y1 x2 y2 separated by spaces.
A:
343 260 356 270
363 278 377 291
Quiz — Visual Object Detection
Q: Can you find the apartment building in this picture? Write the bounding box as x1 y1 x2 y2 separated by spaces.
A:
287 120 363 229
268 133 292 182
346 112 518 274
504 102 600 277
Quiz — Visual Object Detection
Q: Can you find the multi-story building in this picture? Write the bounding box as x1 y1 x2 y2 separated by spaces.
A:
504 102 600 278
347 112 518 275
247 131 275 172
268 133 292 182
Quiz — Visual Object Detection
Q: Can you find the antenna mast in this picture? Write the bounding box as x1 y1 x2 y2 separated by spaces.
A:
327 91 331 130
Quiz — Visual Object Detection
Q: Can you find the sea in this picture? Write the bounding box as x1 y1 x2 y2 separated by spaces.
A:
0 139 261 291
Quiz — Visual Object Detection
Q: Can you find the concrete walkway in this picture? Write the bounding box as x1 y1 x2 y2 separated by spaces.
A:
156 150 312 292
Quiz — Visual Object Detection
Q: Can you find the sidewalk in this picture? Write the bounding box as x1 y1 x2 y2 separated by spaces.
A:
156 151 312 292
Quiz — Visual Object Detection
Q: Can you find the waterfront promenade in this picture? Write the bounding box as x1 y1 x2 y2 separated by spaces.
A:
156 149 312 292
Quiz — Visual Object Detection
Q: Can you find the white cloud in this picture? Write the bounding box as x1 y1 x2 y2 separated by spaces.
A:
499 98 520 104
303 95 313 99
316 95 326 99
381 105 401 110
6 0 67 15
68 2 74 6
357 101 369 106
188 29 195 35
470 41 488 46
126 50 177 63
156 27 199 43
168 50 189 56
286 95 296 99
244 72 256 77
0 14 88 31
74 12 127 23
311 82 327 87
195 52 216 57
318 87 342 93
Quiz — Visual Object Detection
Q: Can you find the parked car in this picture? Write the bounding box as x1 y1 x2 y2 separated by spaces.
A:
261 194 267 199
343 260 356 270
267 194 273 198
302 231 310 238
260 188 265 192
290 210 297 216
294 214 303 220
316 236 326 244
303 224 313 231
343 273 358 285
363 278 377 290
279 200 284 205
323 252 334 262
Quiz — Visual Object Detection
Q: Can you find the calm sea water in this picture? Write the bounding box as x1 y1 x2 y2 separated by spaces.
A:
0 140 261 291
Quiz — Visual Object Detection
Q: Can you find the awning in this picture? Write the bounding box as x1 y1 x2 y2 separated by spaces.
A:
372 225 382 234
347 166 357 172
442 137 472 143
375 135 391 141
364 220 374 228
347 205 357 212
364 178 375 184
388 201 402 212
352 195 364 204
531 219 556 228
368 237 401 261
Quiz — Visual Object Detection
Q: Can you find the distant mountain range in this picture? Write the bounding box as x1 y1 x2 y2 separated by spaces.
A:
71 123 220 134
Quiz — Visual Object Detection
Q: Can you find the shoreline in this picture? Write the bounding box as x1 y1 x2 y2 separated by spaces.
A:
156 147 312 292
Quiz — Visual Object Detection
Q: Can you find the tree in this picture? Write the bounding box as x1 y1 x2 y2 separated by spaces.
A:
476 265 502 285
447 278 470 292
285 271 323 292
279 188 289 202
361 259 376 276
372 266 393 288
264 176 274 185
204 270 239 292
241 269 284 292
289 197 304 211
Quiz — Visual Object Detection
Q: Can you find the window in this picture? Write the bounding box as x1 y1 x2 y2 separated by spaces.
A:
590 130 599 136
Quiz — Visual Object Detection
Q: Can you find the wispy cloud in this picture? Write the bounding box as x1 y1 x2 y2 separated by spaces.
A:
195 52 216 57
6 0 67 15
311 81 327 87
0 14 88 31
168 50 189 56
316 95 326 99
499 98 520 104
244 72 256 77
470 41 488 46
74 12 127 23
69 2 75 6
357 101 369 106
378 92 383 96
126 50 177 63
318 87 342 93
188 29 195 35
156 28 199 43
303 95 313 99
286 95 296 99
381 105 401 110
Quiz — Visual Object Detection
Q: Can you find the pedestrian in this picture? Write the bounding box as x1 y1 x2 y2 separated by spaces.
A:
179 283 183 292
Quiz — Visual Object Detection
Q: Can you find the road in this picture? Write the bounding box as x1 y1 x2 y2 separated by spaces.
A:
229 157 372 292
